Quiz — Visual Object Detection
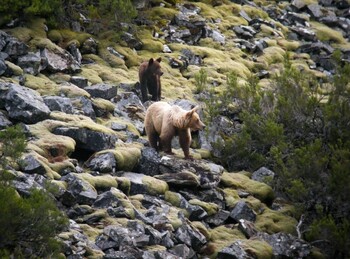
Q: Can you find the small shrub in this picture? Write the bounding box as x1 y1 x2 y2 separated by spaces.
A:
194 68 208 93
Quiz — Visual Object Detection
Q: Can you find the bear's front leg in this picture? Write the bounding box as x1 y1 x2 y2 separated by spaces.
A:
179 129 193 159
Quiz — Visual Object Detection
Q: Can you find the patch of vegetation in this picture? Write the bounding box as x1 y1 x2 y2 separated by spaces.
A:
0 125 68 257
204 52 350 257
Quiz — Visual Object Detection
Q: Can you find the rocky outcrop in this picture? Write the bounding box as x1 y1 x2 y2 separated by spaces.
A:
0 82 50 124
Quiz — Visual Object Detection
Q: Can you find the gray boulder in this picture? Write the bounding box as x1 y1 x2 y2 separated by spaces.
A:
218 241 254 259
0 83 50 124
17 52 42 75
21 155 47 175
53 126 117 152
229 201 257 222
85 152 117 173
85 83 117 100
0 58 7 75
257 232 312 258
44 96 74 114
0 110 12 129
4 38 29 58
40 48 81 73
70 76 88 88
252 166 275 183
61 173 97 206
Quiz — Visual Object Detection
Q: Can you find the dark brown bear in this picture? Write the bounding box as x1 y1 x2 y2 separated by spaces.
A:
138 57 163 102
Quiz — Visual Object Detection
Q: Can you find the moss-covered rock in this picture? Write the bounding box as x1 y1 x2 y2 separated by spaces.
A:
241 239 273 259
206 225 246 258
255 208 298 235
189 199 219 216
220 172 274 204
142 175 169 196
75 173 118 191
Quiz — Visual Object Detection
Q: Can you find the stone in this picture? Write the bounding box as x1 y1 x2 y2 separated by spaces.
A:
12 173 46 197
218 241 253 259
238 219 258 238
0 83 50 124
93 190 120 208
81 37 98 55
85 152 117 173
73 96 96 119
85 83 118 100
44 96 74 114
135 147 161 176
40 48 81 73
156 157 224 189
257 232 312 258
307 3 323 18
0 59 6 75
67 42 82 65
174 223 207 251
53 126 116 153
0 110 12 129
252 167 275 183
4 38 29 58
113 92 145 133
17 52 42 75
107 46 125 59
61 173 98 206
229 201 256 222
21 155 47 175
205 210 230 226
70 76 88 88
121 32 143 50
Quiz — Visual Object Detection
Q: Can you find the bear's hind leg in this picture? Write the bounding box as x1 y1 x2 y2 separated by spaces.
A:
160 134 174 155
148 132 160 151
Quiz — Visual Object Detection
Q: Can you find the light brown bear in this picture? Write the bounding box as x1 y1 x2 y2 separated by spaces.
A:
144 101 205 159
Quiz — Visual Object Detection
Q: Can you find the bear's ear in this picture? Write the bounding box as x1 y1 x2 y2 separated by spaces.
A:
148 58 154 65
192 106 199 112
156 57 162 63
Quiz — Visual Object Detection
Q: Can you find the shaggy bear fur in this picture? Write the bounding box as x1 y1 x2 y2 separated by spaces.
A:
139 57 163 102
144 101 205 159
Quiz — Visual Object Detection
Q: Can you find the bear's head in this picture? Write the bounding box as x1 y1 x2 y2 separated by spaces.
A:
148 57 163 77
186 107 205 131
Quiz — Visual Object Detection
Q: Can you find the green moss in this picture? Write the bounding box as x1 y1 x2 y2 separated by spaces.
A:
98 40 127 68
277 39 300 51
222 188 240 208
191 221 211 240
207 225 246 258
91 98 115 113
58 29 91 47
189 199 219 216
78 209 107 224
220 172 274 203
242 239 273 259
242 5 269 19
5 61 23 76
47 30 62 43
79 224 103 241
142 176 169 195
102 143 142 172
257 46 286 67
116 177 131 195
164 191 182 207
311 21 346 44
255 208 297 235
75 173 118 191
146 6 178 21
24 74 59 95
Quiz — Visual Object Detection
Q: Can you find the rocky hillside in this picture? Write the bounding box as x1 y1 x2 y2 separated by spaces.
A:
1 0 349 258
